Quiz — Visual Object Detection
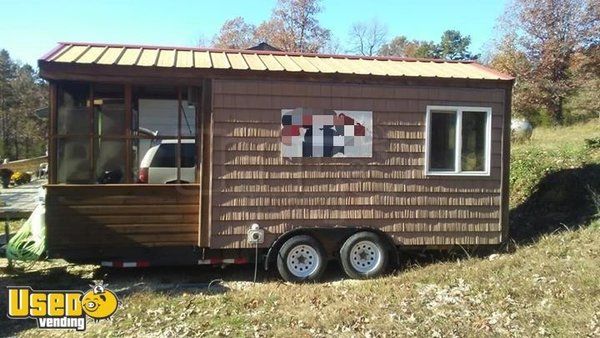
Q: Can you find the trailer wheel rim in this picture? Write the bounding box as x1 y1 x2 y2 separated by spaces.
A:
349 240 382 274
286 244 320 278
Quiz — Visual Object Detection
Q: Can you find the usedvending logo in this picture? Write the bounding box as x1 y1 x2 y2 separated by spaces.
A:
6 281 119 331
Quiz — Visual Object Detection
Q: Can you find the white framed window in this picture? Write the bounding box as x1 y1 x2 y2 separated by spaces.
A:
425 105 492 176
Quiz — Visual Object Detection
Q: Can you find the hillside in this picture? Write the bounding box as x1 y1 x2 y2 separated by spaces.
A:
1 120 599 337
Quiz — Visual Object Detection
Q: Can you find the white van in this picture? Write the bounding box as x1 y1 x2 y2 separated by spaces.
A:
138 139 196 183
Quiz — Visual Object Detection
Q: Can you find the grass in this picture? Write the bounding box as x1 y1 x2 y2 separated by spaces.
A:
1 223 598 337
510 120 599 205
5 219 25 234
1 119 599 337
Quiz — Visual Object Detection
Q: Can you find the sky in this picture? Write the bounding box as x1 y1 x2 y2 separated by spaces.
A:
0 0 507 67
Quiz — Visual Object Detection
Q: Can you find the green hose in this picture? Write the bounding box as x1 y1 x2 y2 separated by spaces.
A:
6 204 46 261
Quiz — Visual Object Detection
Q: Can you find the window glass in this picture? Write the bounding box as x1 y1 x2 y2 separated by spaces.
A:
150 143 196 168
427 107 490 175
57 138 91 183
57 82 90 135
137 138 196 184
429 111 456 171
461 111 487 171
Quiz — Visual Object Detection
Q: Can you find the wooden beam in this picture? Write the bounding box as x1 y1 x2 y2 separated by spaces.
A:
500 83 514 242
48 82 58 184
176 87 182 182
198 78 213 247
88 84 94 182
124 84 132 183
194 86 201 183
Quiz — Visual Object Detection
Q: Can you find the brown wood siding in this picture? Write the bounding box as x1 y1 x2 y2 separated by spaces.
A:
210 79 507 248
45 185 200 257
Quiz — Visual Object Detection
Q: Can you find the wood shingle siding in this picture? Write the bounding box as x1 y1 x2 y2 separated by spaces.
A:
209 79 507 248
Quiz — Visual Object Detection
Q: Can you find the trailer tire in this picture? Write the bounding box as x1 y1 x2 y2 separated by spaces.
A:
340 231 388 279
276 235 327 282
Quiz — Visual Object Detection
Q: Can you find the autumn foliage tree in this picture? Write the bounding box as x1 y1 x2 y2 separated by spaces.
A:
211 17 256 49
211 0 330 53
492 0 599 124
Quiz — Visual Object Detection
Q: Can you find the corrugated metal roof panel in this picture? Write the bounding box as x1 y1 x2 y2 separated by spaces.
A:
346 58 374 75
361 59 388 76
391 61 425 77
75 46 106 64
308 57 337 73
96 47 124 65
156 49 176 67
243 54 267 71
193 51 212 68
40 42 514 81
138 48 159 66
258 54 284 71
289 56 319 73
211 52 231 69
117 48 141 66
175 50 194 68
227 53 249 70
272 55 302 72
54 45 87 62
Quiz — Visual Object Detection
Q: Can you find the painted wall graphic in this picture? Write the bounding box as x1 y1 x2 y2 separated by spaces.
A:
281 108 372 158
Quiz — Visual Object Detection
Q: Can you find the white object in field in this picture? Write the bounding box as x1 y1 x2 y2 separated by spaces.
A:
247 223 264 244
29 204 46 242
139 139 196 183
511 118 533 141
37 187 46 204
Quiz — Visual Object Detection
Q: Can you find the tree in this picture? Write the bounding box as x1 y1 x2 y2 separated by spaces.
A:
435 30 478 60
209 0 331 53
255 0 331 52
499 0 598 124
8 64 46 159
378 31 476 60
0 50 47 160
0 50 17 158
564 43 600 121
348 19 387 56
379 36 437 58
212 17 257 49
488 34 538 120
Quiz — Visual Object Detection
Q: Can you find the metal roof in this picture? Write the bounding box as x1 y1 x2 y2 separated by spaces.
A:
40 42 514 81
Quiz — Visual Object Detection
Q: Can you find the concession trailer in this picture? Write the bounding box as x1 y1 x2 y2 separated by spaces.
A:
38 42 513 281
